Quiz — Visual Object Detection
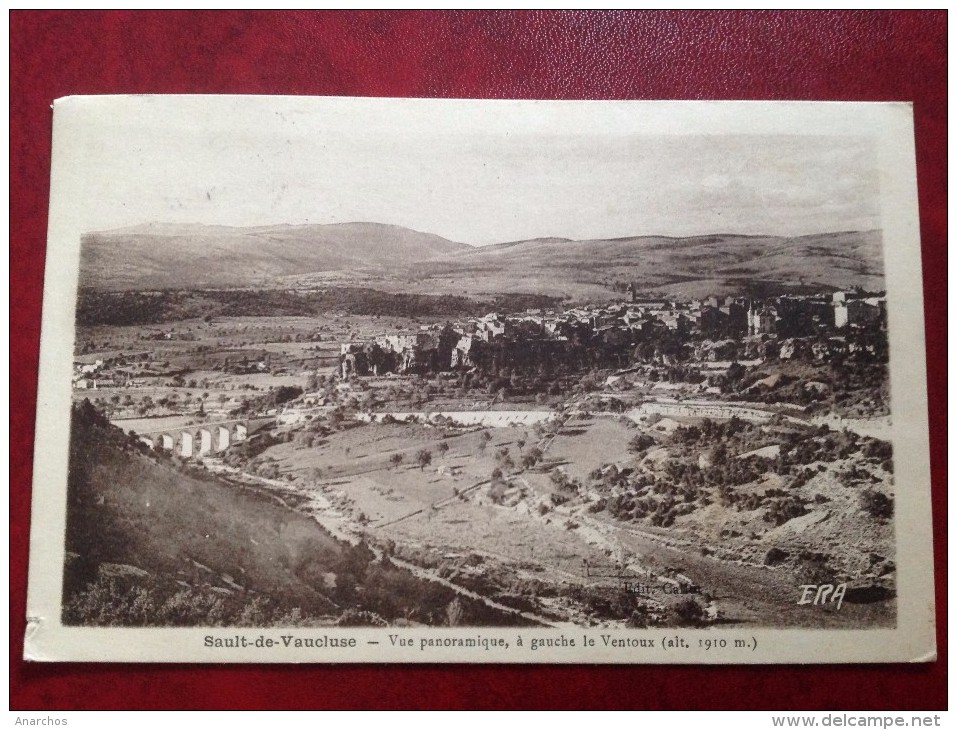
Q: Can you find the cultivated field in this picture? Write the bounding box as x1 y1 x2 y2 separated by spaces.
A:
75 308 896 629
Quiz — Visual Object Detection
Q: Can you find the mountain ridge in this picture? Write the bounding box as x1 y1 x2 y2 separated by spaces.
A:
79 222 471 290
78 222 885 299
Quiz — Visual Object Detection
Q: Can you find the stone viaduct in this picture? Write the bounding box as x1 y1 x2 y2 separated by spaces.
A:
134 417 273 458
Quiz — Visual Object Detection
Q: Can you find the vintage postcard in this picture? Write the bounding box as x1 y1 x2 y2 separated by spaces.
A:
25 96 935 663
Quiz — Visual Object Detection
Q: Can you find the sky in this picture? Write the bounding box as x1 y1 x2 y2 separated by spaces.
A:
56 97 881 246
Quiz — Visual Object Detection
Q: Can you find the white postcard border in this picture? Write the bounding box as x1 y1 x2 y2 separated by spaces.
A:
25 97 937 663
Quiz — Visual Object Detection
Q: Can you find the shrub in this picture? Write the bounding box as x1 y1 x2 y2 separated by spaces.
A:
587 498 607 514
256 460 280 480
549 468 569 488
627 608 650 628
764 547 789 566
672 597 706 627
860 489 893 519
764 496 807 526
863 439 893 462
488 482 507 504
629 433 657 454
336 609 388 627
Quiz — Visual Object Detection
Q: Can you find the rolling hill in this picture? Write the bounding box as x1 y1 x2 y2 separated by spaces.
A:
78 222 470 290
418 229 886 299
78 222 885 300
62 401 524 627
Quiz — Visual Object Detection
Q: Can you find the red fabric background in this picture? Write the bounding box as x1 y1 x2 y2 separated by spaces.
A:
10 10 947 710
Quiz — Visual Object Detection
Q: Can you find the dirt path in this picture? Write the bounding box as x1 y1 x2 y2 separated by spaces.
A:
206 459 559 627
570 510 889 628
208 409 890 629
385 553 560 628
374 474 492 529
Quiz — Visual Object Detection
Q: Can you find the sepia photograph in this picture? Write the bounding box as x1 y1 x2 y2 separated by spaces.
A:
25 96 935 663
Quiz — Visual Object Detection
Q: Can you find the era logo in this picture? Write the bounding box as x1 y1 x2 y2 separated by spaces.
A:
798 583 846 611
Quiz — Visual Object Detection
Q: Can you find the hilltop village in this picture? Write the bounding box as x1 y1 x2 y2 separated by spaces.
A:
339 289 887 385
73 287 889 422
67 283 895 629
60 209 905 631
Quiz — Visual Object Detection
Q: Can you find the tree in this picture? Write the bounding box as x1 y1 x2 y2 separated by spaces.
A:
496 447 514 471
361 391 378 410
415 449 432 471
628 433 656 454
550 468 569 489
522 447 543 469
726 362 746 383
437 441 450 456
389 453 404 469
860 489 893 519
710 443 729 467
329 407 346 429
488 481 507 504
673 597 706 627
